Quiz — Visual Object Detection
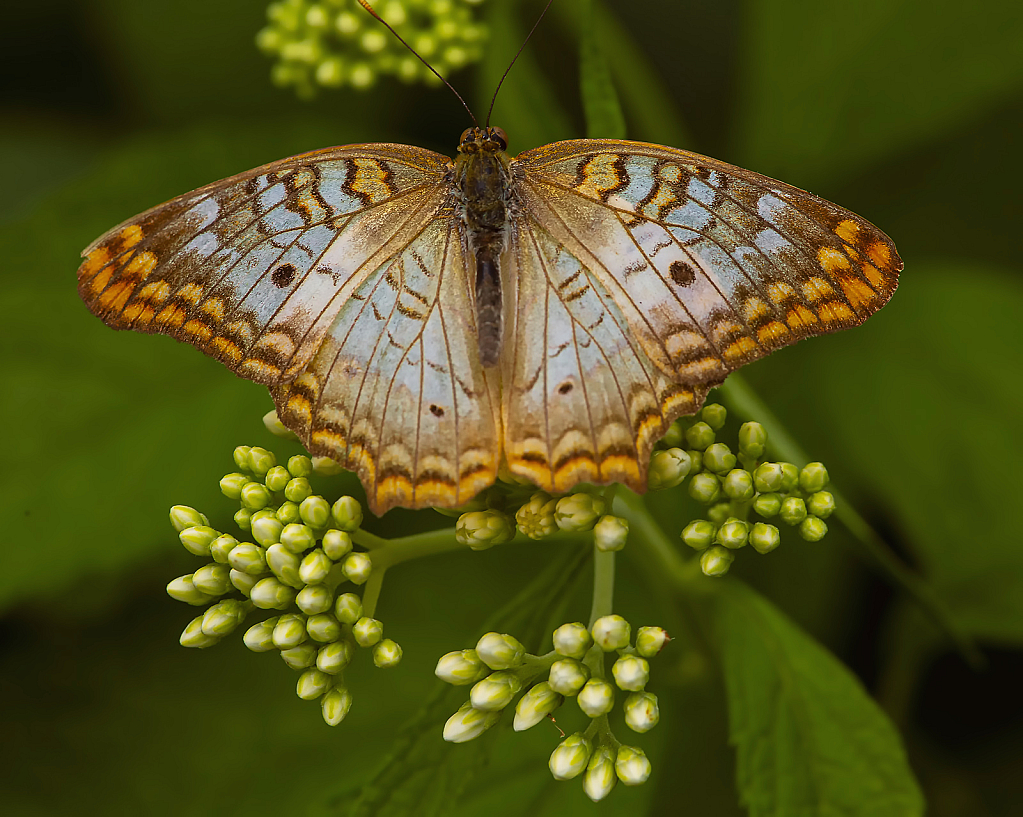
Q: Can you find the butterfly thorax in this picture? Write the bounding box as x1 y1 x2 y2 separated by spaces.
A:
453 127 513 369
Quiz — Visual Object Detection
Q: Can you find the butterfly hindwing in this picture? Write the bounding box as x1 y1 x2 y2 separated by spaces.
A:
78 144 452 387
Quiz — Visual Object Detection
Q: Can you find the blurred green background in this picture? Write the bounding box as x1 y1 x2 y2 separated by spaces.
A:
3 0 1022 814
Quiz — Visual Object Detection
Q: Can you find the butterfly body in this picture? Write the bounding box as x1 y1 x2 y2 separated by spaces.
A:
79 135 901 514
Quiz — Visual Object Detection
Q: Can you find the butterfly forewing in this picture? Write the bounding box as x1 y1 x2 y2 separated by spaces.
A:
78 144 452 387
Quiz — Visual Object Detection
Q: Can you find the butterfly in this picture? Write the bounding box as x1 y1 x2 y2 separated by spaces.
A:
78 127 901 515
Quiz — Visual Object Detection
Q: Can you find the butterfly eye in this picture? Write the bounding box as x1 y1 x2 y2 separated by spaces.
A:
489 127 508 151
459 128 475 145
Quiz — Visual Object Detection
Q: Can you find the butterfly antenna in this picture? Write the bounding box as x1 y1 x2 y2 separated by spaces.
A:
356 0 479 127
485 0 556 127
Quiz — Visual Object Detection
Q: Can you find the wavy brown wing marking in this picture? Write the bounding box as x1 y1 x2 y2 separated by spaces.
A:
514 139 901 381
78 144 453 388
501 215 706 496
273 217 500 515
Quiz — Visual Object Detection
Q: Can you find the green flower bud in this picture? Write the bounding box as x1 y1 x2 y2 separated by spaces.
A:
179 525 219 556
316 639 353 674
166 575 215 606
272 614 307 649
779 496 808 526
456 510 515 549
615 745 652 786
702 443 736 475
555 494 607 532
321 686 353 726
209 534 240 564
322 529 353 560
583 745 618 802
799 462 829 493
200 599 249 637
738 422 768 459
228 543 267 575
436 648 489 686
753 462 784 493
700 402 727 430
232 445 252 472
753 492 782 517
779 462 800 492
688 472 721 504
263 410 297 440
623 691 660 733
552 622 593 660
515 492 558 539
548 658 590 696
636 626 670 658
807 491 836 519
476 632 525 670
722 469 755 501
717 519 749 550
549 734 592 780
266 544 303 587
234 507 253 532
250 513 284 546
647 448 692 490
287 454 314 478
443 701 500 743
577 679 615 717
299 549 333 585
513 682 563 731
249 577 297 609
300 496 332 528
373 638 402 668
684 421 715 450
179 615 219 649
240 482 272 511
296 584 334 615
331 496 363 531
247 447 276 477
686 449 704 474
284 477 312 503
353 616 383 647
191 563 231 596
281 642 319 670
306 613 342 643
275 501 301 525
659 420 686 449
749 522 781 554
312 456 343 476
612 655 650 691
230 569 260 596
681 519 716 551
470 670 522 711
591 615 631 651
242 617 279 652
263 465 290 492
342 551 372 584
334 592 363 624
169 505 208 532
700 545 734 577
296 668 332 700
707 501 732 526
799 516 828 542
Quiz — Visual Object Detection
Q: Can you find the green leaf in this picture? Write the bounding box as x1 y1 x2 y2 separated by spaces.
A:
702 580 924 817
578 0 625 140
740 263 1023 643
734 0 1023 188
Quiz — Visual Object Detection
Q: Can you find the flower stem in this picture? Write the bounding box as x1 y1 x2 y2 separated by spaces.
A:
588 546 615 628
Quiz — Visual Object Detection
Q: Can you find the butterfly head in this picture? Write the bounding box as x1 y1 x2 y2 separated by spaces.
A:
458 126 509 155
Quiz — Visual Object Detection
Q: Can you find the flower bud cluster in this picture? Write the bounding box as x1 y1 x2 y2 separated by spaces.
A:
435 617 669 800
257 0 489 97
167 444 400 726
661 405 836 577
